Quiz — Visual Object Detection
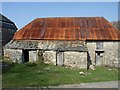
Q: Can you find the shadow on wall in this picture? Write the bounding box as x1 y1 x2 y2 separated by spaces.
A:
87 52 92 69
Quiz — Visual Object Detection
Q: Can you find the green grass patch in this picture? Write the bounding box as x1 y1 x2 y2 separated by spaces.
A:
2 61 119 88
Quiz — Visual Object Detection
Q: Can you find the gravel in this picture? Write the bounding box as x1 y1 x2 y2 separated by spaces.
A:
48 81 119 88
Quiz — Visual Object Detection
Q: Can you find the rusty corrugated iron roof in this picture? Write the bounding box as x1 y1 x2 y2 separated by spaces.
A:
13 17 120 40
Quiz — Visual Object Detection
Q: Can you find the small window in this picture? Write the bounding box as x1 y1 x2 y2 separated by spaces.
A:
96 42 103 49
97 52 100 56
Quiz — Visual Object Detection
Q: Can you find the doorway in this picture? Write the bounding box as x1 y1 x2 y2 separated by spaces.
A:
95 51 104 66
23 49 29 62
56 52 64 66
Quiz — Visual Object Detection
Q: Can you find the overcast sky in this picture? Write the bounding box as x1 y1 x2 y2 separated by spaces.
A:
1 2 118 29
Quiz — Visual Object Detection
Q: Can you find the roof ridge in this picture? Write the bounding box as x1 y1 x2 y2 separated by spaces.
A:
36 17 104 19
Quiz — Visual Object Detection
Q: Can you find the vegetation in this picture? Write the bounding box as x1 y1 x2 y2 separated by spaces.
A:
111 21 120 30
2 60 119 88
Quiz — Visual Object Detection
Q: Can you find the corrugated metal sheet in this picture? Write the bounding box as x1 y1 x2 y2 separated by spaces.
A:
13 17 120 40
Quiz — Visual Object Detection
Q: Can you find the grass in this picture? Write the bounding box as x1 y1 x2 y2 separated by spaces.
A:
2 60 119 88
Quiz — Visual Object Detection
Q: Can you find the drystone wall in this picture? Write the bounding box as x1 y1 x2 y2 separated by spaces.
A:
103 41 119 67
4 49 23 63
87 42 96 65
42 51 56 65
4 40 88 69
4 40 119 69
5 40 85 50
64 51 87 69
87 41 119 68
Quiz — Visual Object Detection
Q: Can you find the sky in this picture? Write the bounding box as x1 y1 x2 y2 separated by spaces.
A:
1 0 120 2
1 2 118 29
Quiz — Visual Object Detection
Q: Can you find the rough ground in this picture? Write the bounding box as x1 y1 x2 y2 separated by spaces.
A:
48 81 119 88
1 60 119 89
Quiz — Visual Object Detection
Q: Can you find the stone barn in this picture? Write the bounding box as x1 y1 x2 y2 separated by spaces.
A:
4 17 120 69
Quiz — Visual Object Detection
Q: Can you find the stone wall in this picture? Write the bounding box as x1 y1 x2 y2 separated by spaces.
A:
4 49 23 63
103 41 119 67
5 40 85 50
87 42 96 65
64 51 87 69
87 41 119 68
4 40 87 69
4 40 119 68
42 51 56 65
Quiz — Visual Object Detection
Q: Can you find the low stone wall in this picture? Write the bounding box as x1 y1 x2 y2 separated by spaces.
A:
64 51 87 69
4 49 23 63
42 51 56 65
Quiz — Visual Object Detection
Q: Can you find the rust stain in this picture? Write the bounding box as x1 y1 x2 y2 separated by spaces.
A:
13 17 120 40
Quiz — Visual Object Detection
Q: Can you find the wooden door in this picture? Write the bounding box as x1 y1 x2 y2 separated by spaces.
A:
95 52 104 66
56 52 64 66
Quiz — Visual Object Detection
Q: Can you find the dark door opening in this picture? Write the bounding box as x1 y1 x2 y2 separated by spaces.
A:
23 49 29 62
